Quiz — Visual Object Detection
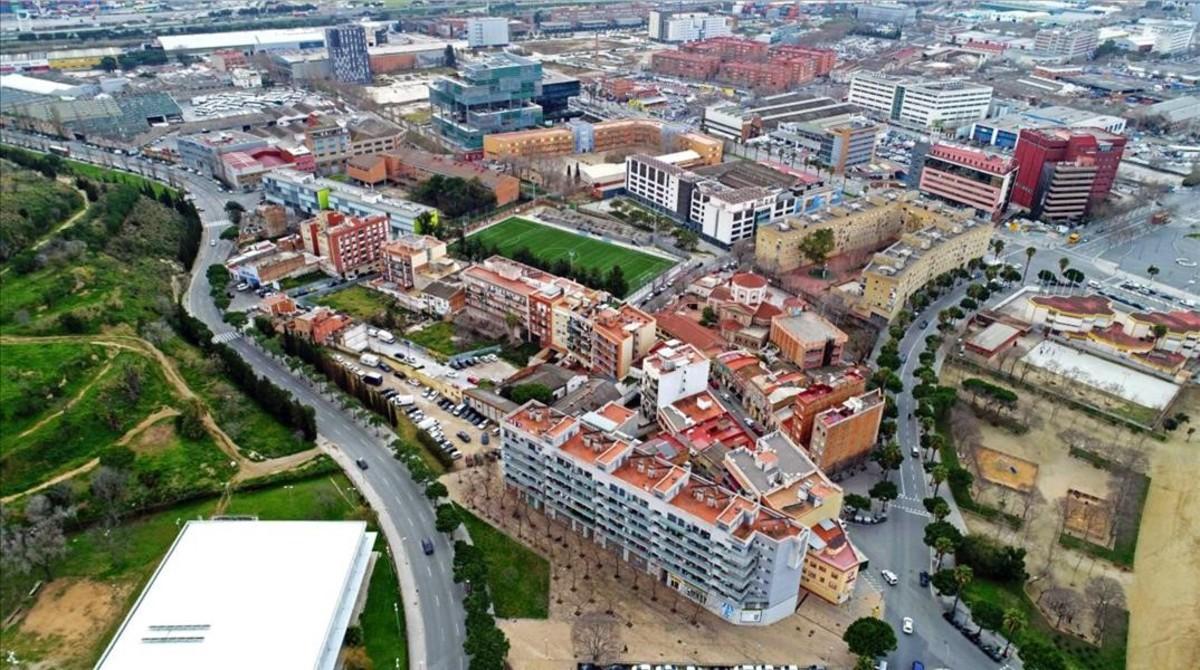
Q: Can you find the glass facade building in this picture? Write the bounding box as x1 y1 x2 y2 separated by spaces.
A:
430 53 544 151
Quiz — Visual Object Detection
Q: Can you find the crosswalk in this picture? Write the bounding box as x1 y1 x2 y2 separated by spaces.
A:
212 331 241 344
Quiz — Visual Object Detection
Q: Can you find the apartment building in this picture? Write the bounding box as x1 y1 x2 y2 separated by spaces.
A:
641 341 711 415
262 168 437 238
649 51 721 81
326 24 372 84
848 73 992 129
482 118 723 166
717 61 793 94
1011 127 1127 222
462 256 594 342
808 388 884 473
648 11 731 43
1034 27 1098 59
466 17 509 48
288 307 352 344
304 122 352 175
917 143 1016 221
625 155 836 247
346 147 520 205
772 46 837 77
804 519 866 604
1137 19 1196 55
554 302 658 380
380 234 449 289
859 216 993 322
502 402 809 625
769 310 848 370
430 52 544 151
755 190 953 274
783 369 868 448
299 211 389 277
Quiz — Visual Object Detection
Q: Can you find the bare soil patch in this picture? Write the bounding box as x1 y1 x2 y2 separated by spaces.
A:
975 445 1039 492
19 578 131 664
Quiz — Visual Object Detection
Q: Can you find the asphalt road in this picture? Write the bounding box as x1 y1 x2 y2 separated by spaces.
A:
0 132 467 670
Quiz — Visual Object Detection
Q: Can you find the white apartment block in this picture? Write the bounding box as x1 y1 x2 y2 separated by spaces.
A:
640 340 712 416
848 73 993 129
466 17 510 48
502 402 810 626
648 11 731 43
1034 28 1098 59
1139 19 1195 55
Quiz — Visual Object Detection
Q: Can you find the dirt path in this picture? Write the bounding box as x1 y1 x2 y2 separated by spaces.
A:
33 184 90 250
15 360 114 439
0 458 100 504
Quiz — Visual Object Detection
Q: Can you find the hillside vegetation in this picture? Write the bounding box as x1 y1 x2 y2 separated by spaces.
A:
0 162 84 262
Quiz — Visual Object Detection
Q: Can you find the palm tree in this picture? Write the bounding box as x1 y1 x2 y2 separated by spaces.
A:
950 565 973 616
990 238 1006 262
931 463 949 497
934 535 955 570
1022 246 1036 282
1057 257 1070 293
1147 265 1160 280
1001 607 1026 656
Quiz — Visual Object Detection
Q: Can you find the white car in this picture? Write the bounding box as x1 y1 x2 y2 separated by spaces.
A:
881 569 898 585
902 617 914 635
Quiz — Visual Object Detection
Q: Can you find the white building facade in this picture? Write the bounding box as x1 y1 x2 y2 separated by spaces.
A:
648 11 731 43
466 17 510 48
848 73 993 129
640 341 711 415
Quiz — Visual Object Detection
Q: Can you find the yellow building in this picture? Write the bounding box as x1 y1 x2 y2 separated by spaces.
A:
755 190 969 274
47 47 123 70
858 216 993 322
802 518 867 604
483 118 722 166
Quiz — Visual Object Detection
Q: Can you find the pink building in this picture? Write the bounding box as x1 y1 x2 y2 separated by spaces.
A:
918 143 1016 221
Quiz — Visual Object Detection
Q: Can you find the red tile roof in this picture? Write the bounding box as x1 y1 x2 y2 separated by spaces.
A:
1129 309 1200 333
731 272 768 289
653 311 726 355
1030 294 1113 316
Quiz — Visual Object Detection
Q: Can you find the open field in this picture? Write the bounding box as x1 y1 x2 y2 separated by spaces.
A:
1 474 403 669
975 445 1039 492
314 284 396 321
467 217 674 295
457 505 550 619
407 321 499 358
0 164 84 261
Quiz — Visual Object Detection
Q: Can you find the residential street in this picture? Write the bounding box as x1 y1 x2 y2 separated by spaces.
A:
0 132 468 670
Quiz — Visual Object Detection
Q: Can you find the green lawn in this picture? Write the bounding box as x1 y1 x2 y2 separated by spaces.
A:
314 285 395 321
0 342 109 439
65 159 177 198
361 540 408 670
279 270 329 290
457 505 549 619
407 321 499 358
963 579 1128 670
466 217 675 295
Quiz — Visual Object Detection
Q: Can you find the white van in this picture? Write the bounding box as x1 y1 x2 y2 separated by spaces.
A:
377 330 396 344
359 353 380 368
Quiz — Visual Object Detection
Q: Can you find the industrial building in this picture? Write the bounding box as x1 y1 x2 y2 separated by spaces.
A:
157 27 329 54
1034 27 1099 59
430 52 544 152
855 3 917 24
95 521 375 670
848 73 993 129
466 17 510 48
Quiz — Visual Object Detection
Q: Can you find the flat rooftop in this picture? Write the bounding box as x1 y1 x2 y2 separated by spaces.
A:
1021 340 1179 411
96 520 375 670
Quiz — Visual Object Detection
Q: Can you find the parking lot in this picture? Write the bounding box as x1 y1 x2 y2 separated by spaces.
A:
332 351 500 466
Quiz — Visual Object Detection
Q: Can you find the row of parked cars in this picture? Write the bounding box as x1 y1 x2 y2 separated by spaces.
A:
400 402 463 461
943 611 1007 662
449 353 499 370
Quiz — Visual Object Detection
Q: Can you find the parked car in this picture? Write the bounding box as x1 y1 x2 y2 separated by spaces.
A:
457 431 472 443
481 433 490 445
919 570 930 587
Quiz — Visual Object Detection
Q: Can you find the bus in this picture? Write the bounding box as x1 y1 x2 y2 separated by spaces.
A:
48 145 70 157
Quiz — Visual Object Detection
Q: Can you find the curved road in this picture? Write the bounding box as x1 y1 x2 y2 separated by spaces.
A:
0 132 467 670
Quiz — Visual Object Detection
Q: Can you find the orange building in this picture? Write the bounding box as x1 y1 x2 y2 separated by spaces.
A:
717 61 793 94
288 307 352 344
347 147 521 206
482 118 722 166
808 389 885 473
783 370 867 447
769 310 848 370
650 51 721 80
299 211 389 278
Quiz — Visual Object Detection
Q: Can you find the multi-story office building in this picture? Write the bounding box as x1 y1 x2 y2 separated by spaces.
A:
325 24 372 84
625 155 837 247
299 211 389 277
768 310 848 370
703 94 865 143
1034 27 1098 59
855 2 917 24
466 17 510 48
430 52 544 151
969 105 1126 149
304 122 352 175
770 117 880 175
859 216 993 322
848 73 992 130
1010 127 1127 222
262 168 437 238
502 402 810 625
756 190 966 274
648 11 731 43
536 70 581 122
808 389 884 473
640 341 711 415
917 143 1016 221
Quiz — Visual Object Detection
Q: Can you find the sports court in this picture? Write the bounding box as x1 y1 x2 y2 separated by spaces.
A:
467 217 675 296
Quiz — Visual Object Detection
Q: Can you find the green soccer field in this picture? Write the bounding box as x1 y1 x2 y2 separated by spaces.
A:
466 217 676 295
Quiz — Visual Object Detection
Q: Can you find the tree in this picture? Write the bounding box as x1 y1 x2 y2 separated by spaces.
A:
571 611 621 663
1042 586 1082 629
1020 638 1067 670
842 617 897 659
798 228 835 276
672 227 698 251
91 466 129 530
844 493 871 513
176 398 207 439
924 520 962 553
990 238 1006 261
1151 323 1168 346
1023 246 1036 281
1058 257 1070 276
868 480 898 511
605 264 628 297
99 55 118 72
224 199 245 226
959 296 978 311
1084 576 1125 643
1147 265 1160 280
435 503 461 534
1001 607 1026 656
424 481 449 501
931 463 949 497
509 383 554 405
0 495 71 580
1063 268 1085 290
950 564 973 615
973 599 1005 636
444 44 457 67
931 569 959 598
413 210 443 238
934 535 956 569
924 496 951 522
871 442 903 482
700 305 718 327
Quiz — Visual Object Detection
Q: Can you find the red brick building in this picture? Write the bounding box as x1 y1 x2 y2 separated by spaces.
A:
683 36 769 61
650 51 721 80
299 211 389 278
772 46 837 76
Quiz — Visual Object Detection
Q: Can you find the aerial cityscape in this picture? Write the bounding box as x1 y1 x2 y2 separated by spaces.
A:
1 1 1199 669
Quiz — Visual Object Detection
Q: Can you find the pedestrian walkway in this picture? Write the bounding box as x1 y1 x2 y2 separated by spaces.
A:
212 331 241 344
